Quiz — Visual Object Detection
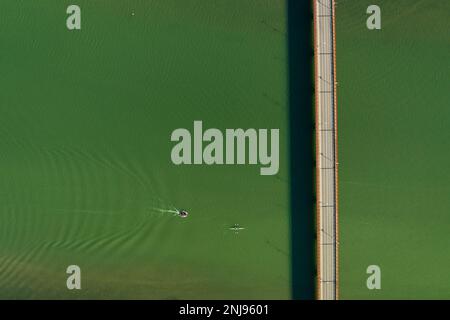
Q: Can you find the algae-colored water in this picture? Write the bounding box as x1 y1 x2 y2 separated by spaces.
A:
0 1 290 299
337 0 450 299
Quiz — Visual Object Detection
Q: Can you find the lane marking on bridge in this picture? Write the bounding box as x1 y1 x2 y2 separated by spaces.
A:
314 0 339 300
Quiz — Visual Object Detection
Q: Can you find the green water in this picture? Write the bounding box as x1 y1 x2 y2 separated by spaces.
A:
0 1 290 299
337 0 450 299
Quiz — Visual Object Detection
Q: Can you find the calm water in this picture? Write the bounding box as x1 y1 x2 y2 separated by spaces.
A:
337 0 450 299
0 1 290 299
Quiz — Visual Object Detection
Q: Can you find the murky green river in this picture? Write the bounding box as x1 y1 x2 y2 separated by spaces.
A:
0 1 290 299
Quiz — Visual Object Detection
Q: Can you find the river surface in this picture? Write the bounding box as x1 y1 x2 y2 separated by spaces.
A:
0 0 290 299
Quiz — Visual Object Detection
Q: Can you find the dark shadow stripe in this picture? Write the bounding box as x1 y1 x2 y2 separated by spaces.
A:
287 0 315 299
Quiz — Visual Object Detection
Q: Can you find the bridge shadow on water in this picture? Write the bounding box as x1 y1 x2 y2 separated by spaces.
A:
287 0 315 299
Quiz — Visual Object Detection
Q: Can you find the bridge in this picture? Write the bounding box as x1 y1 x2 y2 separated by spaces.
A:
314 0 339 300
